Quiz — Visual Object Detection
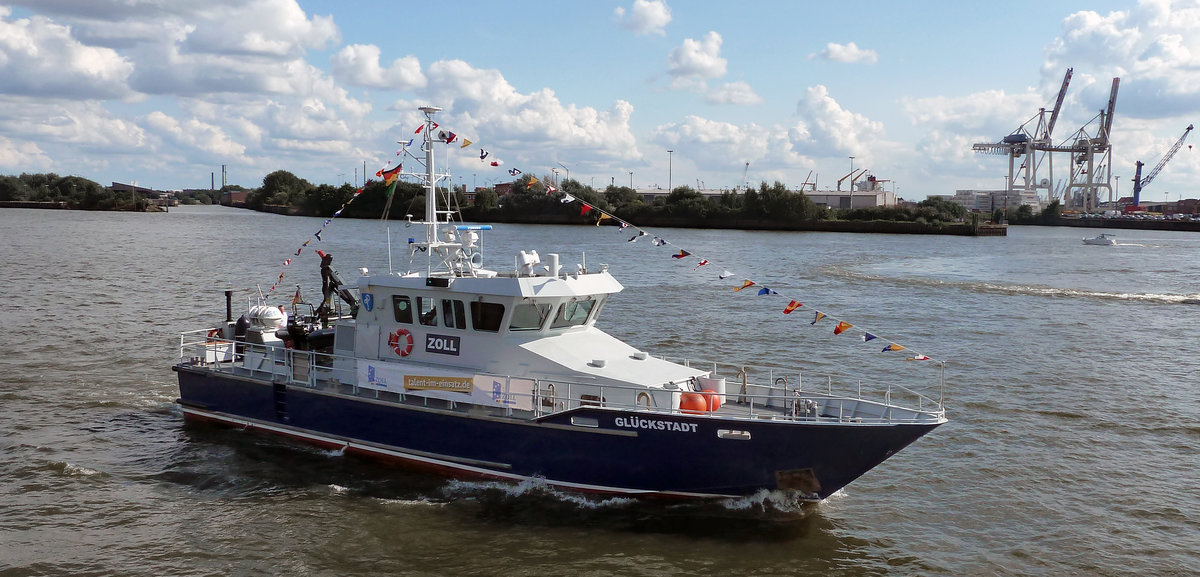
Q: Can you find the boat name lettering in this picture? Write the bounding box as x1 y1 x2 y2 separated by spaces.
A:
425 334 461 355
613 416 697 433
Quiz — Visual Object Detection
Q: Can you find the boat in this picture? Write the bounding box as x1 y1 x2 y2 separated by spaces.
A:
173 106 946 501
1083 233 1117 245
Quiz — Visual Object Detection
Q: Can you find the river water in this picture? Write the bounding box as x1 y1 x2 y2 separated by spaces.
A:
1 205 1197 576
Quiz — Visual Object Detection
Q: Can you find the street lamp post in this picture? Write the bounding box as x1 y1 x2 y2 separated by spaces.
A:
667 149 674 193
557 162 569 183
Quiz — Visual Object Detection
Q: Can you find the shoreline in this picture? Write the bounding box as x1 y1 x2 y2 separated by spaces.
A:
24 202 1200 235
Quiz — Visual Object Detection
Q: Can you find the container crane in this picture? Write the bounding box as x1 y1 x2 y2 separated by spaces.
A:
972 68 1072 202
1037 77 1119 212
1044 68 1072 140
1131 124 1193 207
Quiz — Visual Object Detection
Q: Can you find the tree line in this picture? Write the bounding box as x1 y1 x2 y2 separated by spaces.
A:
243 170 1065 227
0 173 149 210
3 169 1061 226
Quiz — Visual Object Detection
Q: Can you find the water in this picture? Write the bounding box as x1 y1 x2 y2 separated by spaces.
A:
1 206 1197 576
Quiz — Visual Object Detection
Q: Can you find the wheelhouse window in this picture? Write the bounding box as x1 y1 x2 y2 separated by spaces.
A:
417 296 438 326
441 299 467 329
392 295 413 324
470 301 505 332
509 303 550 331
550 298 596 329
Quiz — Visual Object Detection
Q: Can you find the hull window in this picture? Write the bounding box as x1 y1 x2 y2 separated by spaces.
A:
441 299 467 329
417 297 438 326
392 295 413 324
510 303 549 331
550 298 596 329
470 301 505 332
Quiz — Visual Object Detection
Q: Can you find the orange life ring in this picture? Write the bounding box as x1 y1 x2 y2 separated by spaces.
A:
388 328 414 357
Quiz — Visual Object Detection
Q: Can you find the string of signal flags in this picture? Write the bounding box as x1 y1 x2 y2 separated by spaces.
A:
270 123 937 364
558 192 939 364
264 183 371 297
266 119 516 299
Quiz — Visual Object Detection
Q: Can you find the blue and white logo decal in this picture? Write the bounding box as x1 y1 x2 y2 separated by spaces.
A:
362 293 374 311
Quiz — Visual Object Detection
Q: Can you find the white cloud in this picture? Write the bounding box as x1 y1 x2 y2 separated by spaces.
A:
426 59 526 111
706 81 764 105
422 59 640 163
904 90 1046 136
667 31 727 90
1045 1 1200 118
614 0 671 36
650 114 821 189
0 11 134 99
812 41 878 64
0 98 146 150
0 135 51 170
794 85 885 157
144 111 246 157
653 116 770 163
331 44 426 90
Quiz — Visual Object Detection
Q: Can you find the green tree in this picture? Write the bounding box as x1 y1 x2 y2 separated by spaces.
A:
0 175 29 201
304 183 353 216
718 190 743 211
1040 199 1062 222
917 196 967 220
260 170 311 207
604 185 642 209
473 188 499 211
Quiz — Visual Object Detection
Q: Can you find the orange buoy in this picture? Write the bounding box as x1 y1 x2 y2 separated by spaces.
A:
680 392 708 414
702 390 722 412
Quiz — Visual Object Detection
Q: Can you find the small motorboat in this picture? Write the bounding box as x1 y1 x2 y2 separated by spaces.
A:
1083 233 1116 246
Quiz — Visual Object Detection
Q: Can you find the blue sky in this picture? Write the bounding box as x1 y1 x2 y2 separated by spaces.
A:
1 0 1197 202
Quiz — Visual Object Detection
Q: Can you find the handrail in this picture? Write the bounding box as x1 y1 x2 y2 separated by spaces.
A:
177 330 945 425
657 354 945 414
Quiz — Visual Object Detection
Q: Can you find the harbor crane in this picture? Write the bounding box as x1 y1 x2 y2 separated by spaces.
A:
1058 77 1119 212
1131 124 1193 207
837 169 867 191
973 68 1073 203
979 73 1119 213
799 170 815 191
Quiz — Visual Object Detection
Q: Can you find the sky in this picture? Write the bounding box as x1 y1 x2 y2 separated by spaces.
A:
2 0 1199 203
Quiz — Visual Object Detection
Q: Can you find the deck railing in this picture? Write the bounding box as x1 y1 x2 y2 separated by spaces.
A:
178 330 946 425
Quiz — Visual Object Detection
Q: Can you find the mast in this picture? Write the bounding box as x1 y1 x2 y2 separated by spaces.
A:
419 106 441 244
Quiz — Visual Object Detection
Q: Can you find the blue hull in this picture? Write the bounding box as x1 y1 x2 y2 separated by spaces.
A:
175 366 939 499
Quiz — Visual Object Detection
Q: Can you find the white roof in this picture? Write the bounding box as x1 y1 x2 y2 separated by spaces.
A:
518 329 705 387
364 271 623 299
